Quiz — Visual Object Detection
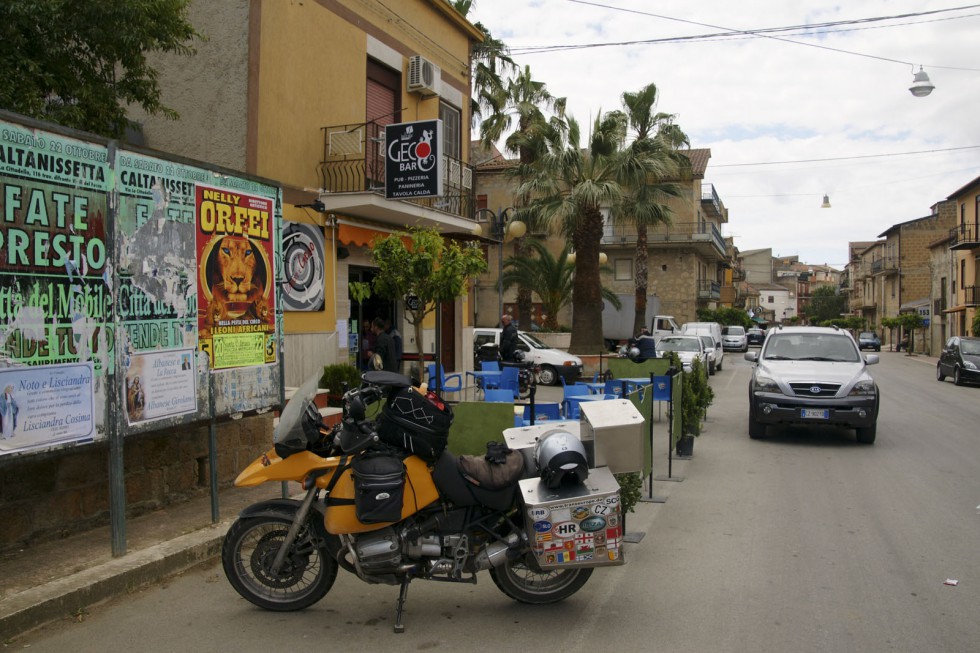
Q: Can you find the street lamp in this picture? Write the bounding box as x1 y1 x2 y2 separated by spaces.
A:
475 208 525 321
909 66 935 97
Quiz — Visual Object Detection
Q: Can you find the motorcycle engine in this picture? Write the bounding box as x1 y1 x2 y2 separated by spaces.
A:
351 527 467 576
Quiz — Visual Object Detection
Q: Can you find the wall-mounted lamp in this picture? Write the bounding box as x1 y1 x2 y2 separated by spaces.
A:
909 66 935 97
821 194 831 208
296 200 326 212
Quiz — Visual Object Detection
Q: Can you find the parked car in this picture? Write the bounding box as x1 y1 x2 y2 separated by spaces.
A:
698 335 720 375
473 328 582 386
746 328 765 346
744 325 880 444
936 336 980 386
721 325 748 352
682 322 723 372
857 331 881 351
655 334 707 373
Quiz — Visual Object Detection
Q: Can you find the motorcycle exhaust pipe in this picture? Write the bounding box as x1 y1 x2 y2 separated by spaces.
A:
470 533 520 571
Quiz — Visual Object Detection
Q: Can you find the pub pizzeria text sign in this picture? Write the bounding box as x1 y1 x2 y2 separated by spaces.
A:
384 119 443 199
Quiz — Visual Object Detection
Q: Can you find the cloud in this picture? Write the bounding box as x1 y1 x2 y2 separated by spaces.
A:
472 0 980 267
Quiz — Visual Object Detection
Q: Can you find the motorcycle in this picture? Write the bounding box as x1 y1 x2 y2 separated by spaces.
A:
502 349 538 399
222 371 623 632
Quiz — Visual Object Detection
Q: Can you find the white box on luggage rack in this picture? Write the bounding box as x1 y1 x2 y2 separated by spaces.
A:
578 399 644 474
518 466 624 570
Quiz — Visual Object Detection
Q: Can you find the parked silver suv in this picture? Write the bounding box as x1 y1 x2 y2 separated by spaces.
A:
744 326 880 443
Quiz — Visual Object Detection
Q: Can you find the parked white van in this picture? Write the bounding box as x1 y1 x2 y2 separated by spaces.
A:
473 328 583 386
681 322 724 373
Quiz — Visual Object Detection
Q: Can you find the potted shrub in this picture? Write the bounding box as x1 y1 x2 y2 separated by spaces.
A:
320 364 362 407
677 357 713 456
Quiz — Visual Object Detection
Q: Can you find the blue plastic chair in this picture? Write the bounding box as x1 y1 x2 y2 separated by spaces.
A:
604 379 627 398
498 366 521 399
479 360 502 390
561 382 591 418
522 402 562 425
426 363 462 396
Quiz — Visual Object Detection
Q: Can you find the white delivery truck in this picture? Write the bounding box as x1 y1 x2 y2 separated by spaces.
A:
602 293 680 351
681 321 724 373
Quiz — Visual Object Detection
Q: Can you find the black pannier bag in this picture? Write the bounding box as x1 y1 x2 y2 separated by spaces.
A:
377 387 453 462
351 453 406 524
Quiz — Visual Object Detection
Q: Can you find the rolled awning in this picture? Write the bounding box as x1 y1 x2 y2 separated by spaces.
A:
338 224 390 247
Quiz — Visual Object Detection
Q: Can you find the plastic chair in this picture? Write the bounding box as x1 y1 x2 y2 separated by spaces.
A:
426 364 462 396
498 366 521 399
479 360 502 390
484 389 515 403
522 402 562 425
561 383 591 418
604 379 626 397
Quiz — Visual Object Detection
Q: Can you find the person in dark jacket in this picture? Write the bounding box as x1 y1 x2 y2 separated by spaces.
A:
385 319 403 372
372 317 398 372
499 314 519 362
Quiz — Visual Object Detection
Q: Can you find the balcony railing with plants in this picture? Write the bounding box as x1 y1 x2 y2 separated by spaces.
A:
601 221 727 257
319 120 475 219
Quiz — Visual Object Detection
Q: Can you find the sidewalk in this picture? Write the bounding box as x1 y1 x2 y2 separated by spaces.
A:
0 483 280 641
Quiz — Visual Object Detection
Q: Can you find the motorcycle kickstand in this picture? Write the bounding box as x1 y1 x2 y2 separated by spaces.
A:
393 574 413 634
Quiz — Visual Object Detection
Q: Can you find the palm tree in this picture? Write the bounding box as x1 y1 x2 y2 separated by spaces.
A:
501 239 621 331
479 65 565 326
617 83 689 335
518 111 650 354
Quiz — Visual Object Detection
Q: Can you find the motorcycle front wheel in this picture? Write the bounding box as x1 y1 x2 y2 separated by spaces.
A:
490 557 593 604
222 515 337 611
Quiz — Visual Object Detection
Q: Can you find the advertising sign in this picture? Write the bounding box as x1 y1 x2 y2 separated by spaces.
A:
0 363 96 453
384 119 443 199
280 221 324 311
196 185 277 370
123 348 197 426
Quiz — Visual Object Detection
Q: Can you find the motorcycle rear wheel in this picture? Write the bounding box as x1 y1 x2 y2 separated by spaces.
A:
222 515 337 611
490 557 593 604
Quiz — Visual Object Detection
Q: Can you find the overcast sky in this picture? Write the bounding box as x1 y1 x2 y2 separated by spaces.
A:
469 0 980 268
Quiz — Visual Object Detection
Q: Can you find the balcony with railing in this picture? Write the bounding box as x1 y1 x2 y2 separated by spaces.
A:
949 223 980 250
871 257 899 276
318 121 475 221
963 285 980 307
698 279 721 300
601 221 728 260
700 183 726 221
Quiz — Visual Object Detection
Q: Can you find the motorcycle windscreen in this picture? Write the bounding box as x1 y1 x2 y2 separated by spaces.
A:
275 373 321 455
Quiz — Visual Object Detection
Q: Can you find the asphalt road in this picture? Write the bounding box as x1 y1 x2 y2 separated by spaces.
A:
14 352 980 652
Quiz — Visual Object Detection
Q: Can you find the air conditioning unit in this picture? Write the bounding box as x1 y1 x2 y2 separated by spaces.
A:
407 55 440 96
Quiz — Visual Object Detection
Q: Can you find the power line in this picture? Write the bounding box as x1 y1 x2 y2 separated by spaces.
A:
711 145 980 168
508 3 980 71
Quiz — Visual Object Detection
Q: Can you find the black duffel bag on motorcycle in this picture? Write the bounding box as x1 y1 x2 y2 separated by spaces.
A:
351 452 406 524
377 387 453 462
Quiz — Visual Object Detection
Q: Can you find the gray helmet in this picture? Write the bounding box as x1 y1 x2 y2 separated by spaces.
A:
534 430 589 489
628 346 641 360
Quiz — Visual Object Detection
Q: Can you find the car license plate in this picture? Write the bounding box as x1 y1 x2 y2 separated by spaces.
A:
802 408 829 419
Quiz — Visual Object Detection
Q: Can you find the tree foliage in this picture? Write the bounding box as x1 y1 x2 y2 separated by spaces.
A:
370 228 487 371
0 0 201 138
501 239 621 331
806 285 849 324
696 307 752 328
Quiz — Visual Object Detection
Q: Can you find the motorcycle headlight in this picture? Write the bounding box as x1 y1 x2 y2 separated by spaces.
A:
753 375 780 394
963 360 978 371
848 379 877 396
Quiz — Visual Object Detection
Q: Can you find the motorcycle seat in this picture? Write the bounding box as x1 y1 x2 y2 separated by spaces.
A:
430 450 517 512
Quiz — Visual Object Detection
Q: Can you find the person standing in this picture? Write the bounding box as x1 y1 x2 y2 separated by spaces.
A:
385 319 403 373
372 317 398 372
499 314 519 362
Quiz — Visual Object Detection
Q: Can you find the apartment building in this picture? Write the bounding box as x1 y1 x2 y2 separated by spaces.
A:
129 0 484 383
944 174 980 340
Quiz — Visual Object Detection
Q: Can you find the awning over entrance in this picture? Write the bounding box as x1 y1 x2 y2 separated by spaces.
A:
338 224 391 247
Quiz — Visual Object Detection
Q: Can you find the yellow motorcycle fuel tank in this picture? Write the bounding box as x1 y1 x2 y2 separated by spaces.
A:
323 455 439 534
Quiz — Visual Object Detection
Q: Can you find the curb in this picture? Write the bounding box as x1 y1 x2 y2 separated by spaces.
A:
0 522 230 641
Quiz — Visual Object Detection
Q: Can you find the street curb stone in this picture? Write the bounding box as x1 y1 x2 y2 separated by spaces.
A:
0 522 230 641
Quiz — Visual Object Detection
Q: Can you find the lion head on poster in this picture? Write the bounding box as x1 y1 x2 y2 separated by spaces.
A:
203 235 269 324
